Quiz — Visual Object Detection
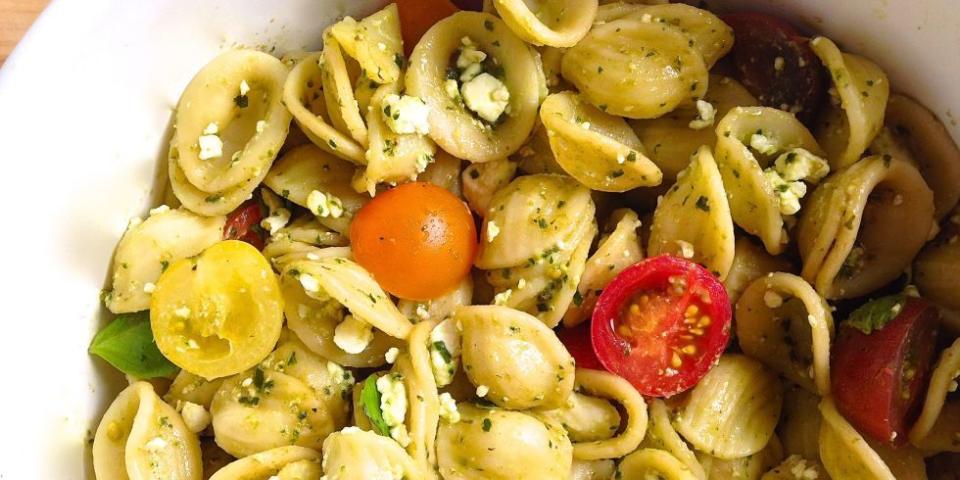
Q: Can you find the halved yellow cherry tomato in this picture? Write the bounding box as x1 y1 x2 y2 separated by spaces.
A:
151 240 283 379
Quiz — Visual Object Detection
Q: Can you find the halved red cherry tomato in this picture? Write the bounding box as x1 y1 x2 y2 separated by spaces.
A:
721 12 827 125
350 182 477 301
557 322 603 371
591 255 732 397
832 295 939 445
396 0 460 55
223 199 266 250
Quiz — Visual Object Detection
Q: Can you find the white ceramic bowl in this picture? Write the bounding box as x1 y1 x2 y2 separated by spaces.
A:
0 0 955 477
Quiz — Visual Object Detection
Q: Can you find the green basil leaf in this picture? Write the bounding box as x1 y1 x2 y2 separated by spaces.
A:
89 311 178 378
844 294 906 335
360 375 391 436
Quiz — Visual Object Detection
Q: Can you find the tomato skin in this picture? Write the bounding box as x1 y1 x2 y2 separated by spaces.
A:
831 297 939 445
350 182 477 301
721 12 827 125
223 199 266 250
591 255 732 397
395 0 460 55
557 322 603 371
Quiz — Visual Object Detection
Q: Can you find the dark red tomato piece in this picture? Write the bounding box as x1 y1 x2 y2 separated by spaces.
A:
832 295 939 445
591 255 732 397
557 322 603 371
396 0 460 55
721 12 827 125
223 199 266 250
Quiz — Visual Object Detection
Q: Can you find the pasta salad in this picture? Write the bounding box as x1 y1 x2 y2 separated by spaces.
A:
88 1 960 479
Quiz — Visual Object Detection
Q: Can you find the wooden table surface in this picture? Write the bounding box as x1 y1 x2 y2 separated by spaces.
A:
0 0 50 66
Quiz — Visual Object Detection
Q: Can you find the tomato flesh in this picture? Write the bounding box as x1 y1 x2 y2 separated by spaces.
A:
831 296 939 445
395 0 460 55
722 12 827 125
350 182 477 301
223 199 266 250
557 322 603 371
591 255 732 397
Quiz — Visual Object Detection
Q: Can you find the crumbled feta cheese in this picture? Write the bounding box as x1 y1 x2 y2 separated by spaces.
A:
415 303 430 320
774 56 785 71
326 361 355 389
688 100 716 130
517 278 526 290
381 94 431 135
144 436 168 452
198 122 224 160
174 306 191 318
428 319 461 387
764 290 784 309
299 273 320 292
334 315 374 354
461 73 510 123
239 80 250 97
385 347 400 364
640 13 652 23
475 385 489 397
143 282 156 294
676 240 695 259
772 148 830 183
749 132 780 155
148 205 170 216
764 169 806 215
444 79 461 101
260 208 291 235
180 402 211 433
493 289 513 306
306 190 344 218
127 216 143 230
486 221 500 242
376 373 410 446
255 120 267 134
438 392 461 423
456 37 488 83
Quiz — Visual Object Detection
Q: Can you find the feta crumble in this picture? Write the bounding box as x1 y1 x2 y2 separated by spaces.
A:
688 100 716 130
486 221 501 242
180 402 211 433
476 385 489 397
381 94 431 135
239 80 250 97
307 190 345 218
198 122 224 160
438 392 461 423
749 131 780 155
334 315 374 354
428 319 461 387
763 148 830 216
376 373 410 447
385 347 400 364
461 73 510 123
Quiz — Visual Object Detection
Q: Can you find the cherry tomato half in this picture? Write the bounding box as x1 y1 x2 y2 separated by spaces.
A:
591 255 732 397
223 199 266 250
350 182 477 301
557 322 603 371
831 295 939 445
395 0 459 55
721 12 827 125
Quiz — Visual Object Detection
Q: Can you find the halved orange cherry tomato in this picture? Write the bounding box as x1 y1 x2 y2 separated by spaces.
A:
396 0 460 54
223 199 266 250
591 255 732 397
350 182 477 301
832 295 939 445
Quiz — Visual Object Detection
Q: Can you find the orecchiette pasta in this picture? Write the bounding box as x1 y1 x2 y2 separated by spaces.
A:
538 392 621 443
818 397 896 480
735 272 834 395
561 15 708 119
810 36 890 169
619 3 733 68
564 368 648 461
207 445 320 480
760 455 827 480
461 157 518 214
909 337 960 448
714 106 827 254
165 370 225 410
913 216 960 311
107 208 225 314
615 448 699 480
321 427 424 479
697 435 784 480
320 33 369 148
436 403 573 480
540 91 663 192
569 459 616 480
777 385 823 463
93 382 202 480
797 154 934 299
648 146 735 279
406 12 542 162
722 237 793 305
493 0 598 48
457 305 575 409
673 354 783 459
327 4 403 85
418 149 463 196
640 399 706 480
170 50 291 215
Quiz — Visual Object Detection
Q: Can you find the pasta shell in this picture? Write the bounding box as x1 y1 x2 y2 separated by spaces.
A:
913 221 960 311
164 371 224 410
796 155 934 299
564 368 648 461
462 157 518 214
397 276 473 324
760 455 827 480
321 427 424 479
648 146 735 279
615 449 699 480
173 50 291 196
107 208 224 314
263 144 369 235
697 435 783 480
168 139 270 216
723 237 793 306
282 52 366 164
513 119 567 175
208 446 321 480
609 3 733 68
563 208 643 327
818 397 896 480
874 94 960 219
569 459 616 480
327 4 404 85
494 0 597 48
436 403 573 480
210 335 352 457
457 305 576 409
320 33 368 147
777 385 823 463
540 91 662 192
398 321 443 474
810 36 889 169
406 12 541 162
538 392 621 443
418 149 463 196
909 337 960 449
640 399 706 480
735 272 834 395
631 74 758 181
714 106 826 254
93 382 202 480
561 16 708 119
673 354 783 459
